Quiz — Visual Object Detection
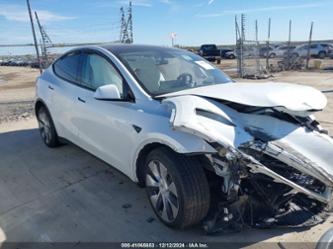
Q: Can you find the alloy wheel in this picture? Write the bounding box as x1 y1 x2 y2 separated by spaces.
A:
38 110 52 145
145 160 179 223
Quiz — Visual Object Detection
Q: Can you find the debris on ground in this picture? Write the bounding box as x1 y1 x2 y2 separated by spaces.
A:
0 101 34 123
122 203 132 209
146 217 155 223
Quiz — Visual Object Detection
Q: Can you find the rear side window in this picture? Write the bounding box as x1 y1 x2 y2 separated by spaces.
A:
53 52 81 83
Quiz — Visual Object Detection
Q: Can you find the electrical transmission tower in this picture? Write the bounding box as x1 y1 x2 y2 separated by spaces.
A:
127 1 133 43
35 11 53 68
119 1 133 43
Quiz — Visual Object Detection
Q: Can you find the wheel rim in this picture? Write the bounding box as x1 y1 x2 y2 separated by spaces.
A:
146 160 179 223
38 110 52 144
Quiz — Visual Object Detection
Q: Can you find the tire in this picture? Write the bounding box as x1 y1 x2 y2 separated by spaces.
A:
144 147 210 229
318 51 326 59
228 54 235 59
216 59 221 64
269 53 276 58
36 106 59 148
292 53 299 58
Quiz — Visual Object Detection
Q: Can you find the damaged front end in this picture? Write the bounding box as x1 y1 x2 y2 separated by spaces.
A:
162 94 333 234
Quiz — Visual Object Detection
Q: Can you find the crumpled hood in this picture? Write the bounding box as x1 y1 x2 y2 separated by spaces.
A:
163 94 333 204
159 82 327 112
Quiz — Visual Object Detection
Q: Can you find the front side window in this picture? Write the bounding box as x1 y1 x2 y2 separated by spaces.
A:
113 48 232 96
81 53 124 96
53 52 81 82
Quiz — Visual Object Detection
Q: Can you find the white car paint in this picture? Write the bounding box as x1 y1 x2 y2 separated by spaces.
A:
36 44 333 209
36 46 217 181
160 82 327 112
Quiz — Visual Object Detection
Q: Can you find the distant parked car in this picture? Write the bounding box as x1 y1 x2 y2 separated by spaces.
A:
30 61 40 68
224 47 257 59
224 50 236 59
198 44 221 64
329 51 333 59
8 60 19 66
292 43 333 58
269 45 296 58
259 46 274 57
220 49 233 58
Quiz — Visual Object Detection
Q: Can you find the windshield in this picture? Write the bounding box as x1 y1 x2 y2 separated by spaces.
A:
114 47 232 96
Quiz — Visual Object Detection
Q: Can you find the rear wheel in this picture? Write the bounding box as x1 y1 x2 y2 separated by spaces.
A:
144 148 210 229
36 106 59 147
292 53 299 58
318 51 326 59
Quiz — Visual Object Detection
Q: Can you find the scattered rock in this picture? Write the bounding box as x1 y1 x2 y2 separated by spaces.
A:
0 101 34 123
122 203 132 209
146 217 155 223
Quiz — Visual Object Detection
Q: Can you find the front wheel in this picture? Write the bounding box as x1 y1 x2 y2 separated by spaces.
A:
144 147 210 229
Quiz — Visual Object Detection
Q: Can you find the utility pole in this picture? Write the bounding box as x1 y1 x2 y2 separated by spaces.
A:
35 11 53 68
287 20 292 70
240 14 246 77
266 17 271 71
306 22 313 70
170 32 176 47
255 20 260 75
235 15 241 77
26 0 42 73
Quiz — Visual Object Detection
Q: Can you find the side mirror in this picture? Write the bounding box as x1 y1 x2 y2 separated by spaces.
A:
94 84 121 100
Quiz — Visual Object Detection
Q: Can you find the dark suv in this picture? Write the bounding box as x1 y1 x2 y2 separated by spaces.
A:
198 44 221 64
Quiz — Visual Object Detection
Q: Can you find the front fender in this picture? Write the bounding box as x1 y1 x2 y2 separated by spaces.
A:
130 130 216 182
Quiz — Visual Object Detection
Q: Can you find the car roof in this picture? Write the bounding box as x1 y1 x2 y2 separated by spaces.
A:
100 43 182 54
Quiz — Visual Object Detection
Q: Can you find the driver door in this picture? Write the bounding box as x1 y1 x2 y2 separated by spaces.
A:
74 50 136 173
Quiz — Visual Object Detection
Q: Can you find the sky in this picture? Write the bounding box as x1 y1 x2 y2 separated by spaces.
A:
1 0 333 55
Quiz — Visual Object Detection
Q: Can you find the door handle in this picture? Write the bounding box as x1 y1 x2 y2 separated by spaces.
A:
77 97 86 103
48 85 54 90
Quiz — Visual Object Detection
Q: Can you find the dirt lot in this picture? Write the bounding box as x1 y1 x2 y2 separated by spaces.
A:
0 65 333 247
0 66 37 123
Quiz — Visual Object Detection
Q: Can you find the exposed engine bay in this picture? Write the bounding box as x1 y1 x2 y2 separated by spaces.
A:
160 83 333 234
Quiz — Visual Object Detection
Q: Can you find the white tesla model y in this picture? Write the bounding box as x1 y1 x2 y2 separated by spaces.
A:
35 44 333 232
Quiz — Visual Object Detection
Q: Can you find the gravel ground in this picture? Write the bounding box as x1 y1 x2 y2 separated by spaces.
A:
0 101 34 123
